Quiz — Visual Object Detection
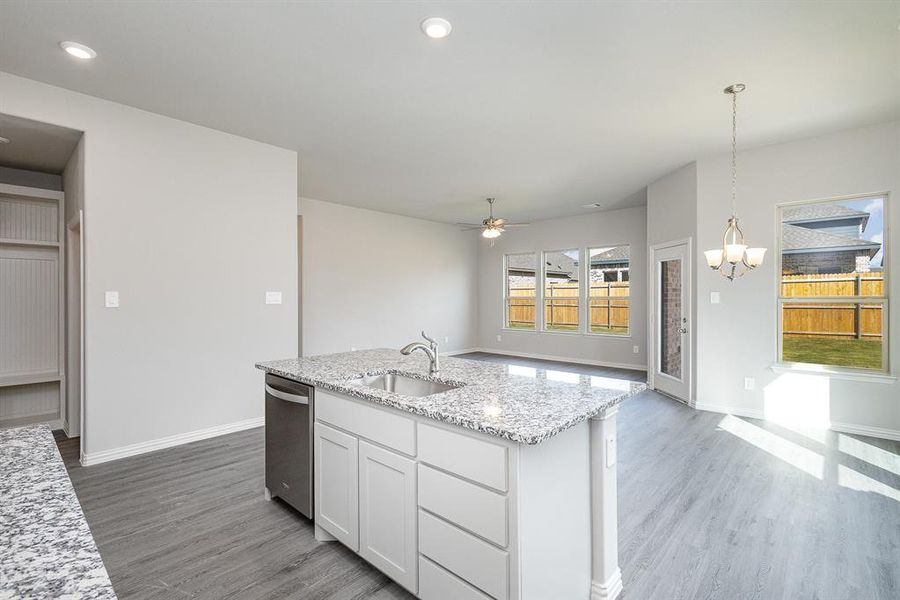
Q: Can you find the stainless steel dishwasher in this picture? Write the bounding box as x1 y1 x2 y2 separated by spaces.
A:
264 373 314 519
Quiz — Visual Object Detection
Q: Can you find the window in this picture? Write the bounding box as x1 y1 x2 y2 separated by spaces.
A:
588 245 630 336
505 253 536 329
543 249 580 332
778 195 888 371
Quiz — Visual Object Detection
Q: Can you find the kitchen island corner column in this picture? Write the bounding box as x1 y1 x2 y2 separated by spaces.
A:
590 405 622 600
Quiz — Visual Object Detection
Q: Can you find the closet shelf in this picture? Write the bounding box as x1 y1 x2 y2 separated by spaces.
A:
0 371 63 388
0 237 60 248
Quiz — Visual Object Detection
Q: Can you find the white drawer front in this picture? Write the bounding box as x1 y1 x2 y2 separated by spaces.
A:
316 390 415 455
418 556 492 600
418 510 509 600
417 423 508 492
418 465 508 547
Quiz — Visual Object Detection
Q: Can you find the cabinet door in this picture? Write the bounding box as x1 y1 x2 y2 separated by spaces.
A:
358 440 417 593
314 422 359 551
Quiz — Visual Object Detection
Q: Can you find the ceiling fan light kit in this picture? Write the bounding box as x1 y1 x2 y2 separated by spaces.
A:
457 198 530 245
705 83 766 281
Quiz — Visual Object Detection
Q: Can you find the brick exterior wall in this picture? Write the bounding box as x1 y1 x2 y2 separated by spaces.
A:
783 250 872 275
660 260 682 379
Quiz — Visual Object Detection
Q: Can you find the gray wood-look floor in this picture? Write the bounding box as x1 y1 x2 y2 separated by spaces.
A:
55 352 899 600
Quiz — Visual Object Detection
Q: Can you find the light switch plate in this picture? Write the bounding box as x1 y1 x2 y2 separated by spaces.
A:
744 377 755 391
710 291 721 304
606 436 617 467
105 291 119 308
265 291 283 305
633 345 639 354
496 334 502 342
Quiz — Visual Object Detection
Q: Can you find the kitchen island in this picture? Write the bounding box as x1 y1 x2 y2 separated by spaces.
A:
0 424 116 599
257 349 645 600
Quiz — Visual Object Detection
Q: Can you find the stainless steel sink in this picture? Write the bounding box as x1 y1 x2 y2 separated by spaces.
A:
348 372 462 397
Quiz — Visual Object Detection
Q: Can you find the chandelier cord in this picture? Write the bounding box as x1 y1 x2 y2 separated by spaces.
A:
731 88 737 219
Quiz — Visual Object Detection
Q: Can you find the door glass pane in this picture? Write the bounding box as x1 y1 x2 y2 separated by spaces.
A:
588 246 630 335
782 301 883 370
506 253 536 329
660 259 682 378
543 249 580 332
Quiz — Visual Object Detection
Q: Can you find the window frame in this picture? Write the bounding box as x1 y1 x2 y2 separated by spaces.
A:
502 252 538 332
584 243 632 338
775 193 890 375
540 248 583 335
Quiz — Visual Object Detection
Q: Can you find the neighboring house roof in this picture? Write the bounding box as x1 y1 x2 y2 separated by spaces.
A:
589 246 630 265
782 204 869 229
782 223 880 255
507 252 579 279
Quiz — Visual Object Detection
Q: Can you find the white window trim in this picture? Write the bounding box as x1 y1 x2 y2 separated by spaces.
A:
541 248 582 334
502 252 538 332
774 192 891 375
584 244 632 339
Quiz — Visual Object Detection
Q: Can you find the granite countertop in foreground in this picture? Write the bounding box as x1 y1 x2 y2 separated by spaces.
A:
256 349 646 445
0 424 116 600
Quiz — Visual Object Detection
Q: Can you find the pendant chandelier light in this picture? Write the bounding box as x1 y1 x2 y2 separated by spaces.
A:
704 84 766 280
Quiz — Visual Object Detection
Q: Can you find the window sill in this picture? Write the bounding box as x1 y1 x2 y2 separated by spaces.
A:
501 327 538 333
770 363 896 384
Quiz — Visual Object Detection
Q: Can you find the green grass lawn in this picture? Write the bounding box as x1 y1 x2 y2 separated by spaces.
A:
782 336 882 370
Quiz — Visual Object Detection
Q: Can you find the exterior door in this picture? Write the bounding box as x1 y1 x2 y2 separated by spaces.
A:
652 241 691 402
314 422 359 551
358 441 418 593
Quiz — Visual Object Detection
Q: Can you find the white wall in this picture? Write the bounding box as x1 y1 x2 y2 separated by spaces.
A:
476 205 648 370
647 162 698 403
62 135 85 435
694 121 900 437
1 72 298 456
299 197 478 355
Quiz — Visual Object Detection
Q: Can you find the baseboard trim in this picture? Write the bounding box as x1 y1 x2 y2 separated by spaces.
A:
591 568 623 599
695 404 900 442
81 416 264 466
694 403 765 420
472 347 647 372
443 347 479 357
830 421 900 442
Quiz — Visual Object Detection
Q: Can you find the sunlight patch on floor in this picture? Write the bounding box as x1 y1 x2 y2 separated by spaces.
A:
837 464 900 502
718 414 824 479
838 434 900 477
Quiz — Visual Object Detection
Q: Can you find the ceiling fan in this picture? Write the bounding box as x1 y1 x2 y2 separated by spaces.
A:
457 198 530 241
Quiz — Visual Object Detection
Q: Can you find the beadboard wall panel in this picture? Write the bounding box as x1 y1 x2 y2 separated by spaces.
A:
0 196 58 242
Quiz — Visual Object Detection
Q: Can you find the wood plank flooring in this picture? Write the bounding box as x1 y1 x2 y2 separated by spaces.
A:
55 352 899 599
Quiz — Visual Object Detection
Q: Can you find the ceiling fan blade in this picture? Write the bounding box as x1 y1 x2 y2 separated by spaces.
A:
492 218 507 226
459 226 487 231
456 222 484 227
502 223 530 227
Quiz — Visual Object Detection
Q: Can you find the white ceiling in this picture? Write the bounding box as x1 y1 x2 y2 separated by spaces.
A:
0 1 897 224
0 113 83 174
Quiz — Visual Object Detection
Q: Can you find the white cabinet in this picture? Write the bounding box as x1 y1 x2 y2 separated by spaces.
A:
359 440 417 592
314 422 359 551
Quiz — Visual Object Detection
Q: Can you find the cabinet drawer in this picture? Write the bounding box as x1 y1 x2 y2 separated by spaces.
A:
418 423 508 492
316 390 415 455
419 556 492 600
418 465 508 547
418 510 508 600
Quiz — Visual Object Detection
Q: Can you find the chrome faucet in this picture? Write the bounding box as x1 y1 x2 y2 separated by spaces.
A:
400 331 440 376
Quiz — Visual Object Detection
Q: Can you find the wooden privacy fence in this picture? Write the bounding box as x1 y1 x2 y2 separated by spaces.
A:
782 273 884 339
507 282 630 331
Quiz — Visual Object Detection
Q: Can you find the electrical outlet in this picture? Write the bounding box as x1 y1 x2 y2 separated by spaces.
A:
105 291 119 308
633 345 639 354
350 345 356 351
710 291 721 304
265 291 282 305
444 336 449 344
496 334 502 342
744 377 755 391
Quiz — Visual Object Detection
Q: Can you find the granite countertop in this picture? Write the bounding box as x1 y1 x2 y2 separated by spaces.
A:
0 424 116 600
256 349 646 445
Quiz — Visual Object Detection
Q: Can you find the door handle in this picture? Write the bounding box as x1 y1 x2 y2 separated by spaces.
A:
266 384 309 405
679 327 687 334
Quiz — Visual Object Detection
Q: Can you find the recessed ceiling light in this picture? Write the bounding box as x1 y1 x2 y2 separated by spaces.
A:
60 41 97 60
421 17 452 39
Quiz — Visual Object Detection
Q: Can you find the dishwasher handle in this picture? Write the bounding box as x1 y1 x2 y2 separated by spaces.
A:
265 384 310 405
